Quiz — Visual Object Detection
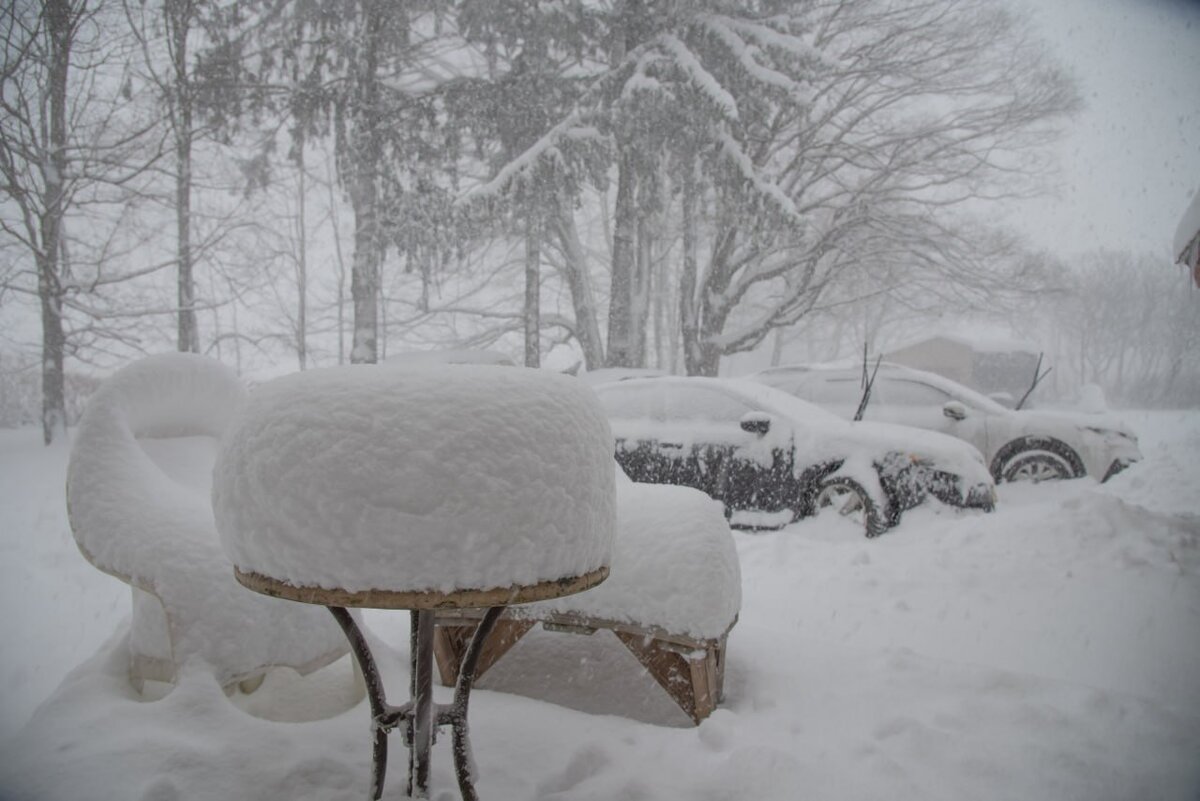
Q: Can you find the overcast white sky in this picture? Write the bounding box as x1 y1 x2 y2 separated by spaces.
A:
1006 0 1200 259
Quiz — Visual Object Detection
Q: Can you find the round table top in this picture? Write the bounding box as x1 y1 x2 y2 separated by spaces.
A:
234 565 609 610
214 365 617 598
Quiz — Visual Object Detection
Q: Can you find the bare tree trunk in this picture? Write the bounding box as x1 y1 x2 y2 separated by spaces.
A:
681 192 730 376
770 327 785 367
630 214 652 366
378 283 387 361
653 241 669 370
552 206 604 369
230 298 243 372
37 261 66 444
349 192 380 363
206 269 222 361
347 0 384 364
324 156 348 365
607 152 639 367
296 141 308 369
679 165 701 376
38 0 71 444
524 214 541 367
168 0 199 353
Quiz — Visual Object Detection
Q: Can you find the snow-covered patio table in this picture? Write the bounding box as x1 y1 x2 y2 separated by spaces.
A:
213 364 617 800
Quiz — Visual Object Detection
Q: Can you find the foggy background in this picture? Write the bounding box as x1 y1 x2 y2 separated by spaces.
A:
2 0 1198 435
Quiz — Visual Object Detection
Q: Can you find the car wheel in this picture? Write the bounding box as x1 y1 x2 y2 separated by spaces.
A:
1000 450 1074 483
998 450 1075 482
813 477 887 539
990 436 1084 483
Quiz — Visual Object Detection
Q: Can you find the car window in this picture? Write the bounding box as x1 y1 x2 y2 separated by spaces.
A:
874 378 952 406
804 377 861 405
595 383 661 420
663 385 752 423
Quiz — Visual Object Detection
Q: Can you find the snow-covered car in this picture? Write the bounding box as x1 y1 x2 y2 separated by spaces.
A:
748 363 1142 483
593 377 996 538
577 367 669 386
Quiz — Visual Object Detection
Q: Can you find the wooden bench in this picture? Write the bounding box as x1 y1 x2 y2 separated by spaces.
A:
430 480 741 725
433 608 734 724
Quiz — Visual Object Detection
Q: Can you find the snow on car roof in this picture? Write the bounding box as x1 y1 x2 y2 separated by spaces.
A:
756 361 1012 417
578 367 669 386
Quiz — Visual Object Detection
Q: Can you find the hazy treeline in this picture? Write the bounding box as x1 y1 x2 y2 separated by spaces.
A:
767 250 1200 408
10 0 1189 441
1036 253 1199 408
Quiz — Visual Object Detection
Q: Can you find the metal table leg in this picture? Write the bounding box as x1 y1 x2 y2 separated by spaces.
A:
442 605 504 801
328 605 505 800
409 610 434 796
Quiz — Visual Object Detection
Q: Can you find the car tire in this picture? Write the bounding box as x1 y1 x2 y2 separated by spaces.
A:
990 437 1084 483
813 476 888 539
1000 450 1074 483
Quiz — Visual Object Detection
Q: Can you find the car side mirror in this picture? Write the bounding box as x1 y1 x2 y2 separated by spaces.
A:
943 401 967 421
740 412 772 436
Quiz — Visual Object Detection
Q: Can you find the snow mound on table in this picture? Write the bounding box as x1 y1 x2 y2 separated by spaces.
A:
529 480 741 639
65 352 346 685
214 364 616 595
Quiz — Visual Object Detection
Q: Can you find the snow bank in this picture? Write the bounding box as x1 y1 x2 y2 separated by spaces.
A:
214 364 617 596
4 411 1198 801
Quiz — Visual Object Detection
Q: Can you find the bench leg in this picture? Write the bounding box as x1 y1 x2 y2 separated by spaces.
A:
433 615 732 726
614 632 720 725
433 618 535 687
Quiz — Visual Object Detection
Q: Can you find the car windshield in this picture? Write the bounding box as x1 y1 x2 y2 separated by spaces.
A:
662 384 752 422
720 379 848 428
594 382 660 419
769 366 1012 416
881 370 1010 414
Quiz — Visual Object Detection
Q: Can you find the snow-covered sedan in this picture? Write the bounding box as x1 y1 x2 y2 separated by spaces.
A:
593 377 996 538
748 363 1142 483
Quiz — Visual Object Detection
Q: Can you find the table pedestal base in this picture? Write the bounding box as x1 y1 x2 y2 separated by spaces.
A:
328 606 504 800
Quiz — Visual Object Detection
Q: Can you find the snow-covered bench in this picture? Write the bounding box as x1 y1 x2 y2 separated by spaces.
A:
433 478 741 724
65 353 348 692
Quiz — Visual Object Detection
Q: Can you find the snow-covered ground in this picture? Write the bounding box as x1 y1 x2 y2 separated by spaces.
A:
1 411 1197 800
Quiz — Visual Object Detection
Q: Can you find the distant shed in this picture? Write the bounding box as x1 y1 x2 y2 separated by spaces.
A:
884 334 1040 406
1173 189 1200 288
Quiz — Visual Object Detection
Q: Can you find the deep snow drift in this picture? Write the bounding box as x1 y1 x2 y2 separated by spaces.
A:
1 411 1198 800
